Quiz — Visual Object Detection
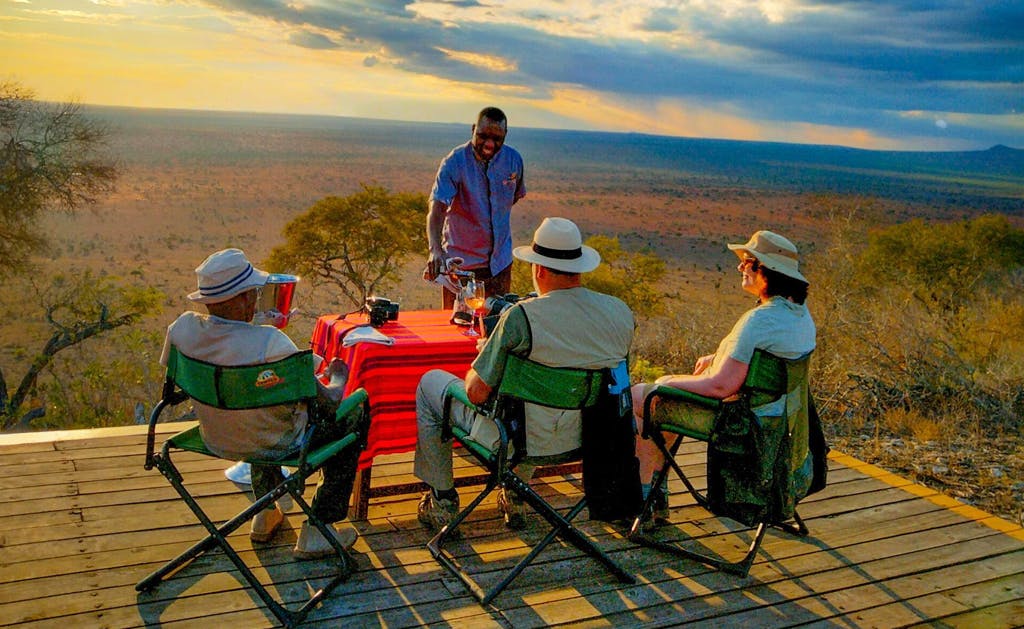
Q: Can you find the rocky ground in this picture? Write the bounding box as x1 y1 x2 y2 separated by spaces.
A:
831 432 1024 527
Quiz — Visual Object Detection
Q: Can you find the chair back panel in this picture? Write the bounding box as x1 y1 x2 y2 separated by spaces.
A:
747 348 814 513
743 350 790 407
783 356 812 486
497 354 604 410
167 346 317 410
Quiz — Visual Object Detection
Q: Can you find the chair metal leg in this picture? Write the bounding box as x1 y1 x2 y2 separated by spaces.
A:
629 434 696 538
773 510 809 537
638 521 768 577
137 451 353 629
503 473 634 586
628 431 811 578
428 468 634 606
426 475 502 603
285 484 355 622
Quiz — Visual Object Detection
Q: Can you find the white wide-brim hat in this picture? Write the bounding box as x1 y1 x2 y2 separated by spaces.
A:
188 248 270 304
513 217 601 274
727 230 807 283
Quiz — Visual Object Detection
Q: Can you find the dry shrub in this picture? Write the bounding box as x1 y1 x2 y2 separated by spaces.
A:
880 407 942 442
806 207 1024 444
632 293 742 378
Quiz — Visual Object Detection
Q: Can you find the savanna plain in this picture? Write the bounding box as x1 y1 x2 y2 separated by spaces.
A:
3 106 1022 526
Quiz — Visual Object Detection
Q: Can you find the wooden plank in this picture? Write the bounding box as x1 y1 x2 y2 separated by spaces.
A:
827 569 1024 628
0 429 1022 629
0 459 74 479
2 469 921 614
498 534 1024 628
905 597 1024 628
0 424 180 447
0 449 67 467
0 482 76 504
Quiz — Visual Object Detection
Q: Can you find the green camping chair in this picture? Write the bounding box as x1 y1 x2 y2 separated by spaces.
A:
136 346 370 628
629 349 823 577
426 354 635 605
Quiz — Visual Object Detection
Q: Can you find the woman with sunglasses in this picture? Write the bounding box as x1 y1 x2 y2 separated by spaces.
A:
631 230 817 519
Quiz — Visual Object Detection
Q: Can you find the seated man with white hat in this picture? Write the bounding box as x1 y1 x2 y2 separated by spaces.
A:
413 217 636 531
160 248 363 558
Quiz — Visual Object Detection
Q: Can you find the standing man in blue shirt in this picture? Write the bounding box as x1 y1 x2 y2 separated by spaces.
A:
425 107 527 308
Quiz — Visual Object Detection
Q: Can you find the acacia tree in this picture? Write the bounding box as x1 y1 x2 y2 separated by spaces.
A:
583 235 667 318
0 82 161 431
267 185 428 309
1 81 117 275
0 272 162 431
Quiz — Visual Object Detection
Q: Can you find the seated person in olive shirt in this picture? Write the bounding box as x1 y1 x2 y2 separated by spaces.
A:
413 217 634 530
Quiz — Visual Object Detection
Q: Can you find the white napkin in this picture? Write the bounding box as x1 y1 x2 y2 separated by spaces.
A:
342 325 395 347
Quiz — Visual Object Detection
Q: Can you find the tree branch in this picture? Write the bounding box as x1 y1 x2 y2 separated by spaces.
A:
3 309 138 430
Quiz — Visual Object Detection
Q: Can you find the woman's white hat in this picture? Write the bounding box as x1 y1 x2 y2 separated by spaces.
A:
513 217 601 274
188 248 270 304
727 230 807 283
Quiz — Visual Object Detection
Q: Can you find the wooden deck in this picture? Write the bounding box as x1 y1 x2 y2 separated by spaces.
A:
1 424 1022 628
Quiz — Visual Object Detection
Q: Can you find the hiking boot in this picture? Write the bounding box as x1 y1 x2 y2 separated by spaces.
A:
250 505 284 543
293 521 358 560
497 487 526 530
417 491 460 532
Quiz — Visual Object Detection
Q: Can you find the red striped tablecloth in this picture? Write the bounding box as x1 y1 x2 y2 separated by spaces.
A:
310 310 478 470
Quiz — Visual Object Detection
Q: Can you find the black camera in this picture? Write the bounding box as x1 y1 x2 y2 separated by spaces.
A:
482 292 536 336
365 296 400 328
484 292 536 318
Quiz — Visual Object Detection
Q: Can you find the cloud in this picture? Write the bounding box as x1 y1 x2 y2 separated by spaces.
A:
288 30 338 50
194 0 1019 147
19 0 1017 149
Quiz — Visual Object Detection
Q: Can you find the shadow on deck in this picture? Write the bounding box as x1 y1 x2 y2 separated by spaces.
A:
0 424 1021 628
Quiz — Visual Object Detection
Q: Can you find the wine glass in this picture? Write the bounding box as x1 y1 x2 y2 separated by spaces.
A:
462 279 487 338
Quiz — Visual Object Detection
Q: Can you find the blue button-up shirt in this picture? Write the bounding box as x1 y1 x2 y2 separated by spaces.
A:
430 141 526 276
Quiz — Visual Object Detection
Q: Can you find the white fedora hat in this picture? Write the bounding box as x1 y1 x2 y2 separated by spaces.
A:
188 248 270 304
727 230 807 283
513 217 601 274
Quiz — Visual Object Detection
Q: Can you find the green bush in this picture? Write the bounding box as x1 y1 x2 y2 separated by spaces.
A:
855 214 1024 309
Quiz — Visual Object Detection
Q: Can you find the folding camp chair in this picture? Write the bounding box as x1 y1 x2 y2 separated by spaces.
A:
426 354 635 605
136 347 370 628
629 350 818 577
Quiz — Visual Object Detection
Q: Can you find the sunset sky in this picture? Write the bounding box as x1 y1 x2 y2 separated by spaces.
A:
4 0 1022 151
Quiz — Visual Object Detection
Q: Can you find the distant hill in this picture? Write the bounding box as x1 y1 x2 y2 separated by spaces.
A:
512 130 1024 213
87 105 1024 214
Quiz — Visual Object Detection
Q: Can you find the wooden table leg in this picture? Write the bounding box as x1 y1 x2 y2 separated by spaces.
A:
350 466 373 520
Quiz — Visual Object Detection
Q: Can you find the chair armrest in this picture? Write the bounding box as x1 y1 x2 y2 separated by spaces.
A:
641 385 721 438
648 385 720 409
335 387 369 424
296 387 371 476
445 381 480 413
441 380 513 469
